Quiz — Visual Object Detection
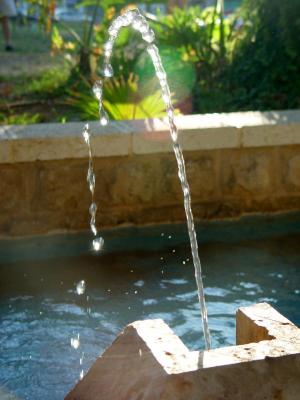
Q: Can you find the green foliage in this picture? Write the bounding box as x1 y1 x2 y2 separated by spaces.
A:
154 5 234 63
150 4 237 112
4 0 299 124
0 112 42 125
67 75 167 120
227 0 300 110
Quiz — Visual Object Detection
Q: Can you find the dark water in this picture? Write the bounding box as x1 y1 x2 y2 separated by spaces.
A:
0 213 299 399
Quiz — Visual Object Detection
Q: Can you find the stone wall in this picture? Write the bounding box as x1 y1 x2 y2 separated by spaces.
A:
0 110 299 237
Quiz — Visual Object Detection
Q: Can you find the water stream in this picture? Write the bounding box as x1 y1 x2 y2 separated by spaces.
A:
82 8 211 349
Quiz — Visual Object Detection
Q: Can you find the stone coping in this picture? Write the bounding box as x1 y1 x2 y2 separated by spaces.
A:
0 109 299 163
65 303 300 400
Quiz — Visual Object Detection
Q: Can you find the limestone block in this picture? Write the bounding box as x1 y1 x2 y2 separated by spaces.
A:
242 124 300 148
132 129 173 155
237 302 300 345
279 149 300 193
91 155 162 207
0 122 131 163
32 160 90 213
1 110 300 164
66 303 300 400
156 152 218 204
0 165 29 212
220 149 274 196
180 127 240 151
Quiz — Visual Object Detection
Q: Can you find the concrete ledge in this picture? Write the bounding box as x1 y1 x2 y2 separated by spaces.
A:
0 110 300 163
65 303 300 400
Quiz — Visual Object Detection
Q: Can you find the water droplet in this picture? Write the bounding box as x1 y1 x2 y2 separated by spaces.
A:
172 249 176 253
82 124 90 144
168 235 172 239
167 106 174 119
162 86 171 105
93 237 104 251
123 9 138 25
108 25 118 37
157 70 166 81
99 108 109 126
89 202 97 215
147 44 158 59
71 334 80 349
114 16 123 30
161 233 165 237
104 40 113 51
80 352 84 365
142 29 155 43
76 280 86 295
182 261 186 265
170 127 178 142
90 221 97 236
183 187 189 197
92 80 103 100
134 290 138 294
87 168 95 193
140 23 149 34
132 15 144 30
103 63 113 77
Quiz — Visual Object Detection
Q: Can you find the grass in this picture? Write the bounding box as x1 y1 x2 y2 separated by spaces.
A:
0 20 80 124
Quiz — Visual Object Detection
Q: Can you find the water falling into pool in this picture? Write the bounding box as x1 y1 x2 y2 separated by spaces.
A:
82 8 211 350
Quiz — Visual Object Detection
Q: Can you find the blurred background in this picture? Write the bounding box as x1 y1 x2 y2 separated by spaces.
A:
0 0 299 125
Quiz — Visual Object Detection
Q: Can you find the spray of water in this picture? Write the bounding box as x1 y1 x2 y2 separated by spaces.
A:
82 8 211 350
82 123 105 252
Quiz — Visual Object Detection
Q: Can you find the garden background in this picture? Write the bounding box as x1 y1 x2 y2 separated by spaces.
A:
0 0 299 125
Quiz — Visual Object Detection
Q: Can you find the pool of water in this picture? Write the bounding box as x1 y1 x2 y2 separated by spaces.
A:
0 213 299 399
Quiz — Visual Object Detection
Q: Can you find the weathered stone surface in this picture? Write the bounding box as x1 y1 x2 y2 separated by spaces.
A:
242 123 300 148
1 110 300 164
32 160 90 213
220 149 275 196
0 165 27 212
0 110 300 237
65 303 300 400
279 148 300 192
237 302 300 346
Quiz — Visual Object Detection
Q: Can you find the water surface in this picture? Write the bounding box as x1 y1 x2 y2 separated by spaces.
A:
0 213 299 399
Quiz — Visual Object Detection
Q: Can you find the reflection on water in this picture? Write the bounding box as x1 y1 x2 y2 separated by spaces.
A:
0 219 299 400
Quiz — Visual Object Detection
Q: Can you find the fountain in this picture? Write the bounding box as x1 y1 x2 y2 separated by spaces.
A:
82 7 211 350
64 8 300 400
